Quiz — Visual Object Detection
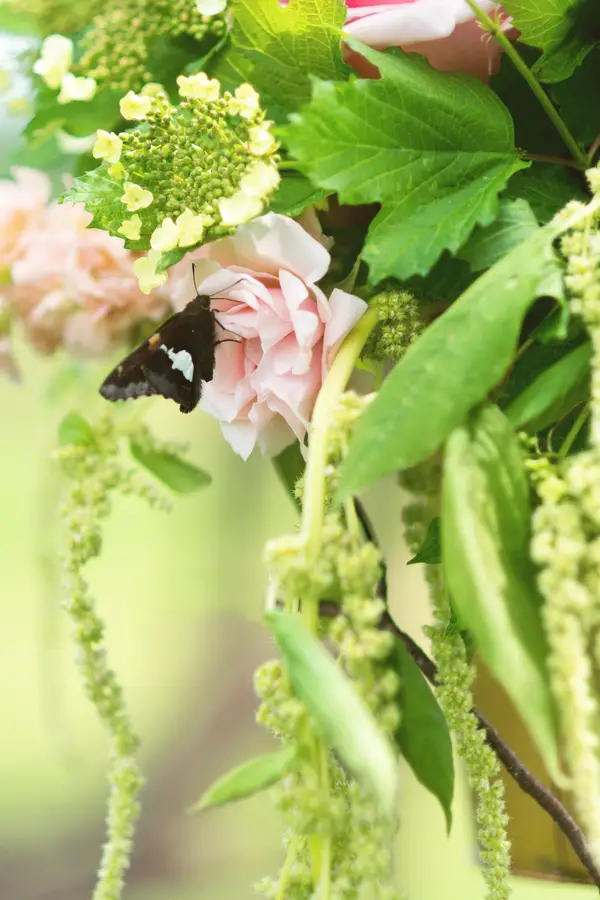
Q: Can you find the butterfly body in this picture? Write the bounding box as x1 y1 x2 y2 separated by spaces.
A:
100 292 216 414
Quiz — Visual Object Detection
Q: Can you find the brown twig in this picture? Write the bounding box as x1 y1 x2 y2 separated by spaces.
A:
321 593 600 889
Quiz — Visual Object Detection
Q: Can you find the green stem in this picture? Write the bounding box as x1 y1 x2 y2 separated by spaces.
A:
275 835 300 900
301 306 378 559
278 160 302 171
464 0 588 170
558 404 590 459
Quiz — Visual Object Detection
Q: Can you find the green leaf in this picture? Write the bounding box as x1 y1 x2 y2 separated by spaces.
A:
503 164 588 224
156 247 187 273
61 166 143 243
337 225 559 499
458 199 538 272
272 441 305 512
58 411 97 447
268 172 329 217
190 745 298 812
403 255 475 304
442 404 560 780
392 641 453 832
502 0 598 82
407 517 441 566
505 342 591 431
212 0 348 123
266 610 397 814
26 84 122 142
130 441 212 493
551 47 600 145
284 41 527 283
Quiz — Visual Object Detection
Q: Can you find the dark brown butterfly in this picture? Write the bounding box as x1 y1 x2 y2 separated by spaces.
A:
99 272 240 414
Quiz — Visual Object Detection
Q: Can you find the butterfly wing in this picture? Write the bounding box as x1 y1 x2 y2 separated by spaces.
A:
100 295 216 414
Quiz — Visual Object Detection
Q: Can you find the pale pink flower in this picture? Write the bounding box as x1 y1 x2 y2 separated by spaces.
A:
0 167 169 356
168 212 367 459
344 0 504 81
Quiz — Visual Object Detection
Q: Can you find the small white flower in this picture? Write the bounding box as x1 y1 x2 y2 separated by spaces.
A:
248 124 277 157
218 190 263 226
121 182 154 212
177 72 220 102
176 208 213 247
119 90 152 120
92 130 123 165
150 217 180 252
195 0 226 14
233 83 260 120
118 215 143 241
33 34 73 90
239 161 280 199
57 73 97 104
133 251 168 294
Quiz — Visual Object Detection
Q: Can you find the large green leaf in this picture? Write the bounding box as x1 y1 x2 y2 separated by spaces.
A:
266 611 397 814
58 411 97 447
392 641 453 832
212 0 348 123
284 40 527 283
505 341 591 431
458 199 538 272
190 745 298 812
337 225 558 499
502 0 598 82
442 405 560 780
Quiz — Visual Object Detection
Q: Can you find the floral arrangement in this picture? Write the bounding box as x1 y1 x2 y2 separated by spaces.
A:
4 0 600 898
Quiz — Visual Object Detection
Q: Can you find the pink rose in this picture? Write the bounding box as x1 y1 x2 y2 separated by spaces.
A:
168 213 367 460
344 0 504 81
0 167 170 356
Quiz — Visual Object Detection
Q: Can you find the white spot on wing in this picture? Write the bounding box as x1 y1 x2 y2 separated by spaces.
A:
160 344 194 382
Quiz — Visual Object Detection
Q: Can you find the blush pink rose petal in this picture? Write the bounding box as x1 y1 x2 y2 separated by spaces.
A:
168 212 367 460
344 0 503 80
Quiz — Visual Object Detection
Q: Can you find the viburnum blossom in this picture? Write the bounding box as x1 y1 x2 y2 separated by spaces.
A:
344 0 504 81
168 212 367 459
0 168 169 357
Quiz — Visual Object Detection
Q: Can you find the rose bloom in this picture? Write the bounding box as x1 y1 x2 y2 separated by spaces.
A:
344 0 504 81
168 212 367 460
0 167 169 357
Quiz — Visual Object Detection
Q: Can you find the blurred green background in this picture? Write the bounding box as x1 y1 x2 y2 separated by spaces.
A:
0 20 597 900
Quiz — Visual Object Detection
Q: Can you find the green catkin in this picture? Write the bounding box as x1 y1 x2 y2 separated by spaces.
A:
256 393 403 900
529 170 600 863
56 417 171 900
400 464 511 900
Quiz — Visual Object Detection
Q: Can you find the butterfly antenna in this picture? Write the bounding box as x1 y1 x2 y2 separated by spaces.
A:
192 263 199 296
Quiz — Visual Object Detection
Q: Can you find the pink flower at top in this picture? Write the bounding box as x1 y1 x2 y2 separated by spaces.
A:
344 0 504 81
168 212 367 460
0 167 169 357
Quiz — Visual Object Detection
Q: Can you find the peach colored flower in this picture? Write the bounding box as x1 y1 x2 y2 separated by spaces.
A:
0 167 170 356
344 0 504 81
168 212 367 459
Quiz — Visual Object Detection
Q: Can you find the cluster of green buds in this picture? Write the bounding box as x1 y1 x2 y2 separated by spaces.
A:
400 463 511 900
256 393 402 900
365 288 422 362
91 76 279 292
31 0 226 100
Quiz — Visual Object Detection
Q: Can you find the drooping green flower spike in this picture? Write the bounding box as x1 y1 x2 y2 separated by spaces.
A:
82 77 280 292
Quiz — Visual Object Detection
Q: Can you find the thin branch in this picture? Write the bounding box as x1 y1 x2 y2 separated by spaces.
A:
322 597 600 888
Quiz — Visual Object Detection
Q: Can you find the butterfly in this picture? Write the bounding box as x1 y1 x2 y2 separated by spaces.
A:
99 270 240 414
